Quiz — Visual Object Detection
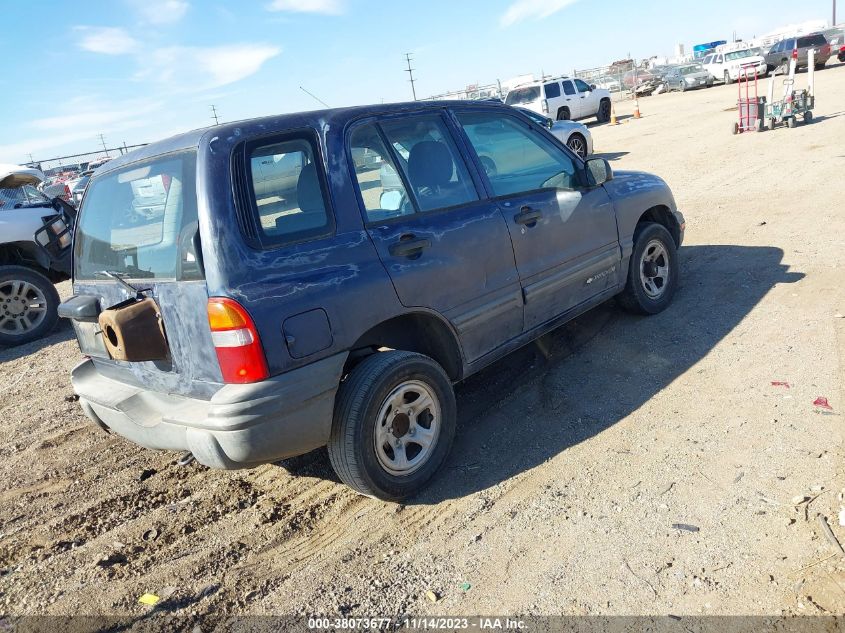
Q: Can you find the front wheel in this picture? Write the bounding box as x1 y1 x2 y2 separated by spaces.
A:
328 351 456 501
0 266 60 347
724 71 733 85
566 133 588 158
596 99 611 123
617 223 678 315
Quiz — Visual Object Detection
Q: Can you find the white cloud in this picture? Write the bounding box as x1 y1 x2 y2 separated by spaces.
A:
266 0 345 14
128 0 190 25
137 44 282 90
500 0 580 27
75 26 138 55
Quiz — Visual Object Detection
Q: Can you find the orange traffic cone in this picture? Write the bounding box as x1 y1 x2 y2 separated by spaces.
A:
633 97 641 119
610 102 618 125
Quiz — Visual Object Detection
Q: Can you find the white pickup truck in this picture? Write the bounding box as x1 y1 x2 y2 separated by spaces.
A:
0 165 75 346
702 48 768 84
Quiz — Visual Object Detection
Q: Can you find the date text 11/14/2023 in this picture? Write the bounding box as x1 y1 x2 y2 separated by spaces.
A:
307 617 527 630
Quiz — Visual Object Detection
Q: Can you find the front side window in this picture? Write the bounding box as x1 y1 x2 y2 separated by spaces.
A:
544 82 561 98
75 152 201 280
378 115 478 213
247 137 331 245
457 111 578 198
348 123 414 222
574 79 592 93
562 81 576 96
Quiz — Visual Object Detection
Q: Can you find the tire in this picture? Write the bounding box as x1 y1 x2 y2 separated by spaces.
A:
732 122 739 135
679 81 686 92
556 107 570 121
755 118 764 132
328 351 456 501
724 71 733 85
814 63 825 71
0 265 60 347
566 133 588 158
596 99 611 123
617 223 678 315
787 116 796 128
769 118 777 130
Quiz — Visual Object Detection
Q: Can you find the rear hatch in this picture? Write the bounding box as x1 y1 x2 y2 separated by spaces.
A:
69 151 222 398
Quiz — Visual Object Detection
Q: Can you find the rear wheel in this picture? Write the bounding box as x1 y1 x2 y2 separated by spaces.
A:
556 107 570 121
0 266 60 347
596 99 611 123
566 133 588 158
328 351 456 501
803 111 813 123
680 81 687 92
618 223 678 315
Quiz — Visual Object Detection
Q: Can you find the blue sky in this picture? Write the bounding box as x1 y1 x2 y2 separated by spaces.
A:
0 0 832 164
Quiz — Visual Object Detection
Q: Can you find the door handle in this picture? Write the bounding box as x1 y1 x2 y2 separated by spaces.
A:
389 236 431 257
514 206 542 225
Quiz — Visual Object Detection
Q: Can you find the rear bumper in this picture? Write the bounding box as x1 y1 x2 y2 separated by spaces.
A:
72 353 347 469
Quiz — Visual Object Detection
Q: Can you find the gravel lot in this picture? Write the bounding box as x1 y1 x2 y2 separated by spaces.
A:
2 63 845 624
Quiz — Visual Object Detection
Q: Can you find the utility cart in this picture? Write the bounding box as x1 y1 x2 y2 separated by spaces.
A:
763 47 817 130
733 63 766 134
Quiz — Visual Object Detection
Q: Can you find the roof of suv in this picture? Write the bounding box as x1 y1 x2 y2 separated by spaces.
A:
97 100 503 176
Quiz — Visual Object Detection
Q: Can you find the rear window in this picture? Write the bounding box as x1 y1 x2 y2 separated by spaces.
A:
74 152 202 281
798 34 827 47
505 86 541 105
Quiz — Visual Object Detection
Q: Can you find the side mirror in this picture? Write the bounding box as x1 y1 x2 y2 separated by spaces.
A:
380 190 403 211
590 83 597 90
546 118 554 130
585 158 613 186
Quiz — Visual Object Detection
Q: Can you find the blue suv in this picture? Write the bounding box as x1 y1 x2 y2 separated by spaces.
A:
60 101 684 501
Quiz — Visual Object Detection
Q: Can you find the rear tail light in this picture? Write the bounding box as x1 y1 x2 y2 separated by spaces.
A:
207 297 269 384
541 99 549 114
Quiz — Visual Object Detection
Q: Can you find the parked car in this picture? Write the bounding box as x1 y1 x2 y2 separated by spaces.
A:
704 48 768 83
0 165 75 346
764 33 832 72
820 27 845 61
60 101 684 501
593 75 622 92
623 69 662 96
664 64 714 91
513 107 593 157
504 76 612 123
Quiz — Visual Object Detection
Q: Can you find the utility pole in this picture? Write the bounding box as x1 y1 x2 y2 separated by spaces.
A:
27 153 34 165
97 133 110 157
834 0 837 26
404 53 417 101
210 104 220 126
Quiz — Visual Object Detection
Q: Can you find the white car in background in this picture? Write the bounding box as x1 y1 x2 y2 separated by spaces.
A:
704 48 768 84
513 107 594 158
504 76 613 123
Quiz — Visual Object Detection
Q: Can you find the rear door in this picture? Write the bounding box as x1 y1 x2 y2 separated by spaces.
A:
347 112 523 362
453 107 620 331
561 80 579 118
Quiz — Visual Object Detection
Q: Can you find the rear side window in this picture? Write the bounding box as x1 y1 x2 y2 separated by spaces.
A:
562 81 576 96
245 136 331 247
74 152 201 281
798 34 826 47
544 82 561 98
504 86 541 105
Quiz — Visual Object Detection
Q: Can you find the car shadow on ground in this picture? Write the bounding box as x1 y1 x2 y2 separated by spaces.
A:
0 318 75 364
597 151 630 162
280 245 802 502
409 244 803 503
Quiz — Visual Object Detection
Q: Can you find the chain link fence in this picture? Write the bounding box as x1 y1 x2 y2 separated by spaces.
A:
28 144 148 175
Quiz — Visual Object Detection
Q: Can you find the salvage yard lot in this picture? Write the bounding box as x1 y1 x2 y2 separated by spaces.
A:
1 64 844 619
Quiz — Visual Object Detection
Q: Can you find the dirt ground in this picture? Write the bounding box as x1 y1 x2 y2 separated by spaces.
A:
2 63 845 625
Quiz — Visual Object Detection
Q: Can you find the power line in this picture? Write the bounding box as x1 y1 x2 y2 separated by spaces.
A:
299 86 331 108
405 53 417 101
210 104 220 126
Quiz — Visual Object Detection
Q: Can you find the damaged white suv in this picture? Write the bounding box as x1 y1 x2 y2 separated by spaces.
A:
0 165 75 346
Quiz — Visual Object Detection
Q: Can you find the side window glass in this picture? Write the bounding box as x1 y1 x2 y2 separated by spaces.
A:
562 81 576 96
379 115 479 213
349 123 414 223
574 79 592 93
248 138 330 244
544 82 561 99
457 111 578 197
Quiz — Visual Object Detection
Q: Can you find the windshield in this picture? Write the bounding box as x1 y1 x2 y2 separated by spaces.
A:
725 50 754 61
505 86 541 105
74 152 202 281
0 185 51 209
681 65 702 74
